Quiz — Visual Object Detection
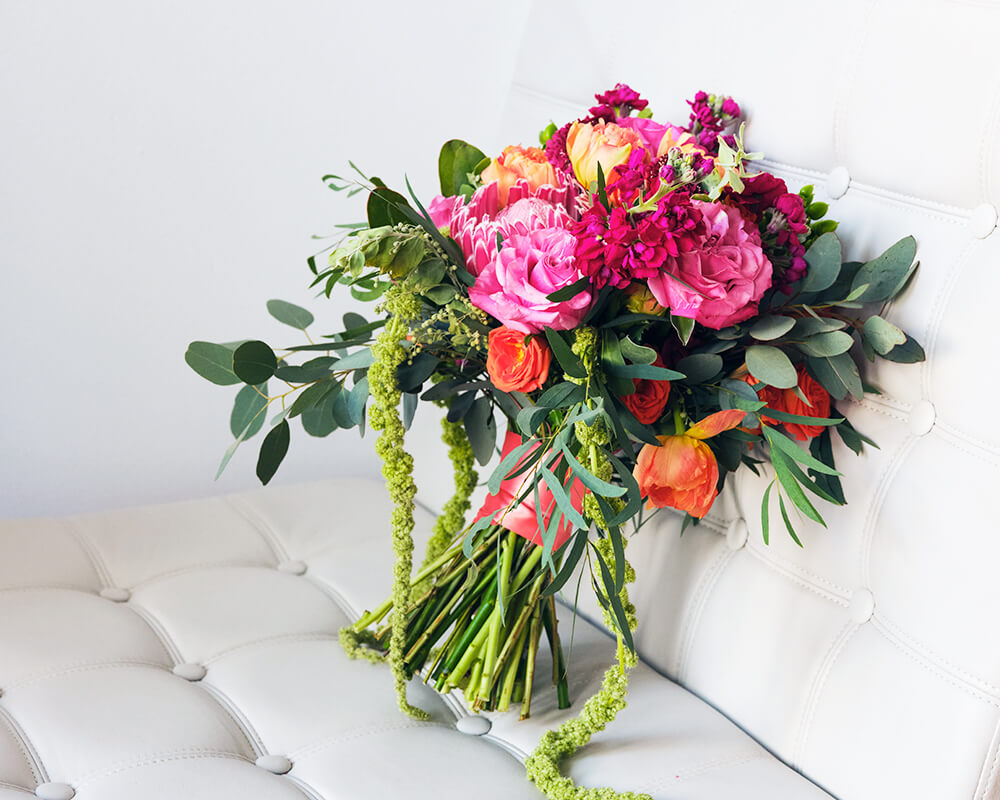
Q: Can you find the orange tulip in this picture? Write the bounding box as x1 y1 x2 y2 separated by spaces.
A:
633 409 745 518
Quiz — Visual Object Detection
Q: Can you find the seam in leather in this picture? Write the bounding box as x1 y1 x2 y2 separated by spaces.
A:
675 545 735 681
5 659 170 691
792 619 857 768
288 719 448 759
0 779 33 793
857 397 910 423
203 632 339 666
223 496 289 562
0 585 103 596
934 423 1000 468
0 706 46 785
871 617 1000 709
65 519 113 586
128 559 276 591
743 544 849 607
122 602 184 663
858 436 917 588
196 682 265 756
921 240 975 400
973 713 1000 800
831 0 876 167
648 749 765 788
302 574 360 621
72 749 251 787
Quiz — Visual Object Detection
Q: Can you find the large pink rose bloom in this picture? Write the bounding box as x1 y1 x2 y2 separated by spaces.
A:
647 201 773 329
430 183 573 276
469 227 593 334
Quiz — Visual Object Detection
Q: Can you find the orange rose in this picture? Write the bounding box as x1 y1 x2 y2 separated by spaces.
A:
621 356 671 424
486 326 552 393
565 120 645 190
480 145 559 208
746 364 831 441
633 409 744 518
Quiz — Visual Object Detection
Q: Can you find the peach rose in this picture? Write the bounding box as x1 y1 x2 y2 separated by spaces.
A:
486 326 551 393
633 410 744 518
480 145 559 208
565 120 645 190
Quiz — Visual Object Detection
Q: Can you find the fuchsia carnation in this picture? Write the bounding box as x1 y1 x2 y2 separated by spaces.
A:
647 200 772 329
468 227 593 333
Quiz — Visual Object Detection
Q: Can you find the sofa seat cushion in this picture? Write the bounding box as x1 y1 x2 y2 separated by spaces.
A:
0 479 829 799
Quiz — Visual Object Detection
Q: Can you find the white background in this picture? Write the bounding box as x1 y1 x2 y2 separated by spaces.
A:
1 0 531 519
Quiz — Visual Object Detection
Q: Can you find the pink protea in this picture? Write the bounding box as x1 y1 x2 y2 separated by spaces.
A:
443 181 574 275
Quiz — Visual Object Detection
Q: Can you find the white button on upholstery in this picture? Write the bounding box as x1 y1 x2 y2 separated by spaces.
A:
726 518 749 551
277 559 307 575
909 400 936 436
35 783 75 800
970 203 998 239
99 587 130 602
172 663 207 681
456 715 491 735
827 166 851 199
850 588 875 624
255 754 293 774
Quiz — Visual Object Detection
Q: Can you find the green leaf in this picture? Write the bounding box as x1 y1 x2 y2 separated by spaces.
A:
446 390 477 424
862 316 906 355
619 335 657 365
230 383 268 439
424 284 458 305
676 353 723 383
546 276 592 302
487 441 535 495
770 448 825 525
558 444 627 497
806 201 829 220
301 394 337 437
801 233 843 293
396 351 439 392
719 378 766 414
367 184 412 227
761 481 774 545
600 330 633 396
438 139 488 197
596 162 609 210
777 492 803 546
542 532 588 597
605 363 685 381
541 468 588 531
851 236 917 303
274 356 337 383
255 419 290 485
807 352 863 401
536 382 585 409
792 317 846 337
334 348 375 371
266 299 314 330
881 333 925 363
746 345 797 389
233 341 278 385
759 407 844 427
796 330 855 358
762 424 841 476
347 376 369 425
543 328 587 379
750 315 796 341
809 430 846 505
464 397 496 466
670 314 696 345
185 341 240 386
516 404 549 436
331 387 355 429
288 379 341 418
836 417 878 454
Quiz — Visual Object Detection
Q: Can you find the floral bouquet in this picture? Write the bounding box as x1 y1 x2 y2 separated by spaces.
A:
186 85 923 799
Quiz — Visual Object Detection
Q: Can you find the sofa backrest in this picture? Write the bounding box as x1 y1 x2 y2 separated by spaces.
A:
493 2 1000 799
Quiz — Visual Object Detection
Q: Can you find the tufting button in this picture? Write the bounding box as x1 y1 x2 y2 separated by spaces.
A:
850 588 875 624
970 203 998 239
456 715 491 735
255 755 293 774
35 783 75 800
909 400 936 436
726 518 749 551
172 663 207 681
277 559 308 576
827 166 851 199
99 587 131 602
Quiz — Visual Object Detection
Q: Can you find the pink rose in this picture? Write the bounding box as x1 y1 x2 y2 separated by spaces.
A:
647 201 772 329
468 227 593 334
475 431 587 551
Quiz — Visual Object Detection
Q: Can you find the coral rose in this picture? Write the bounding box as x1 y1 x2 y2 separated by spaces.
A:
486 326 551 393
565 120 645 190
474 431 587 551
621 356 671 424
647 200 773 330
480 145 561 208
469 227 593 334
753 364 832 441
633 410 744 518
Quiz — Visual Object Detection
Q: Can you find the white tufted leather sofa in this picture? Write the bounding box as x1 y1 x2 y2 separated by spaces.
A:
4 2 1000 798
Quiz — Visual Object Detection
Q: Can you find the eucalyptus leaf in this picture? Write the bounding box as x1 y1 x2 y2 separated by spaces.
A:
801 233 842 293
334 348 375 371
255 419 290 485
288 379 341 418
851 236 917 303
676 353 723 383
185 341 240 386
750 315 796 341
796 330 855 358
605 363 685 381
862 316 906 355
881 334 925 363
806 352 863 400
745 345 797 389
230 383 268 439
274 356 336 383
543 327 587 379
233 341 278 385
266 299 314 330
619 336 657 365
347 376 369 425
464 397 496 466
536 382 585 409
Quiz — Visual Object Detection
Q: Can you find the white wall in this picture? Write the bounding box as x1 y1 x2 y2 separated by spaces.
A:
0 0 530 519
